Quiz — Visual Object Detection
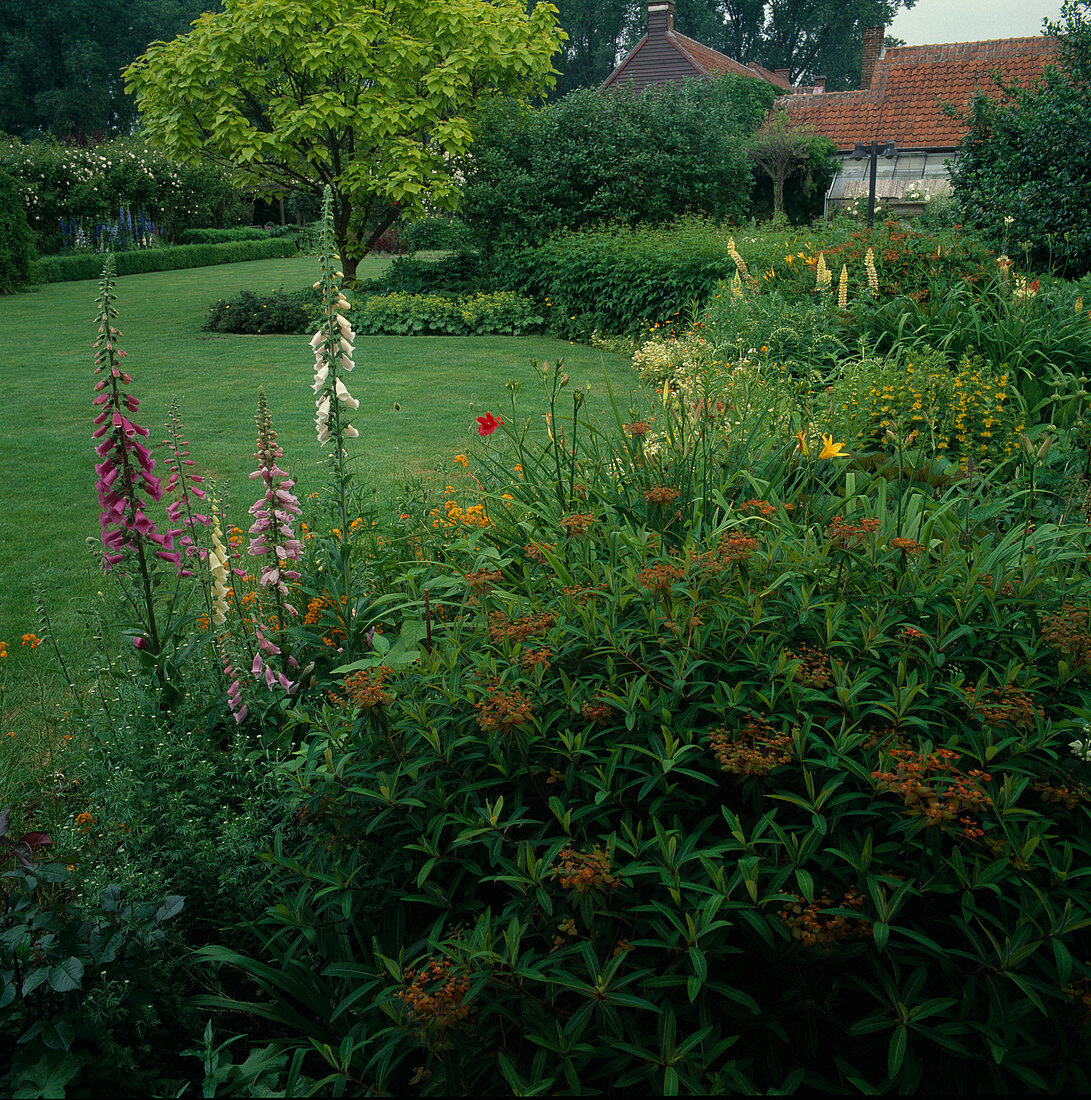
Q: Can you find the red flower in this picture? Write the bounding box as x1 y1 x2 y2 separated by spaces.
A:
476 412 504 437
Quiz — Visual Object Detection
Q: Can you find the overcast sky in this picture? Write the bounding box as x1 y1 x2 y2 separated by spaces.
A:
888 0 1063 44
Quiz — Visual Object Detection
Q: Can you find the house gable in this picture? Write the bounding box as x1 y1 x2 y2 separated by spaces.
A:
602 1 793 94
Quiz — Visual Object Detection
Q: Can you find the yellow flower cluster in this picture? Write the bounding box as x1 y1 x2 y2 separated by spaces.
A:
430 488 491 529
817 354 1021 461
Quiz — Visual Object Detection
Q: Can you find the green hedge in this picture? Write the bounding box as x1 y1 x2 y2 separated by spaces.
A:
178 227 273 244
494 218 743 338
32 238 298 284
354 290 545 336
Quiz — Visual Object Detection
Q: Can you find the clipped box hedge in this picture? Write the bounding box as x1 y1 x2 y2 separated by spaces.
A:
178 227 274 244
355 290 544 336
32 238 298 284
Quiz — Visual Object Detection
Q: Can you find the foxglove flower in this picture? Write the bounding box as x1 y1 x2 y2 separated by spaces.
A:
161 399 208 583
311 189 360 457
208 496 229 627
91 256 169 652
248 389 302 694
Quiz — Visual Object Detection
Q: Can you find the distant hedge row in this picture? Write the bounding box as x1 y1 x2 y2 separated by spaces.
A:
33 238 298 283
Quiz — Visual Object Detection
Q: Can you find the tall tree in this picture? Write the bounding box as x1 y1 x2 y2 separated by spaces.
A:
549 0 916 94
0 0 218 138
548 0 639 97
126 0 562 278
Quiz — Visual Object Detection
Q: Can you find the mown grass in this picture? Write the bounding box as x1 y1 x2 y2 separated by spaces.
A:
0 253 639 795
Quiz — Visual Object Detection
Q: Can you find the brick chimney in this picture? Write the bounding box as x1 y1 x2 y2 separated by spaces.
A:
813 76 826 94
647 0 674 35
861 25 884 89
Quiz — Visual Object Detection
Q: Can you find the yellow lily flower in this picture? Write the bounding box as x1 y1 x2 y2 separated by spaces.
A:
818 435 849 460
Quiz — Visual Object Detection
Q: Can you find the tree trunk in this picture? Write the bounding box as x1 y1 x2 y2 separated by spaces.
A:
331 190 359 281
773 170 786 216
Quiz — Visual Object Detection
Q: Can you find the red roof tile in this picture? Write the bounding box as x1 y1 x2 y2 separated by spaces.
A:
784 36 1059 150
668 31 794 89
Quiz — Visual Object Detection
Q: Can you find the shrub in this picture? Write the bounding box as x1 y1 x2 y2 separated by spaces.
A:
0 168 35 292
951 5 1091 276
490 218 749 338
460 75 775 253
203 367 1091 1094
179 227 271 244
0 135 247 253
32 237 297 283
204 287 320 335
354 290 544 336
356 251 489 296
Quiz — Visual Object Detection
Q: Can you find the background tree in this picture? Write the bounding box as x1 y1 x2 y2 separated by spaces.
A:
0 0 217 139
461 73 775 252
547 0 916 94
125 0 561 279
746 109 836 220
951 0 1091 276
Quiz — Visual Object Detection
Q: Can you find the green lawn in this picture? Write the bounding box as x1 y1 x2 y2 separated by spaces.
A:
0 254 639 745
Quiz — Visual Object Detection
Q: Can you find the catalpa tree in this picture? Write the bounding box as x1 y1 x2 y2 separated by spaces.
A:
125 0 563 277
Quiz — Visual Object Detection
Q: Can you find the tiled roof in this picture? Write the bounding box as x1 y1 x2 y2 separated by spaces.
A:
668 31 795 89
784 36 1059 150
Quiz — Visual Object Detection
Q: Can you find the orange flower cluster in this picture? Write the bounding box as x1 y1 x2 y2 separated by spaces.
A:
779 889 872 949
524 541 555 564
638 560 684 594
558 512 596 537
964 684 1043 730
1042 604 1091 670
785 645 833 689
890 537 926 557
476 686 533 732
1031 780 1089 811
624 421 649 438
738 498 780 516
975 572 1016 598
644 485 680 506
872 747 993 834
708 719 792 778
562 584 600 606
551 846 620 895
580 697 618 726
825 514 880 550
692 534 759 576
519 646 552 671
343 667 394 710
75 811 95 832
21 633 40 649
395 958 472 1032
465 569 503 591
488 611 554 645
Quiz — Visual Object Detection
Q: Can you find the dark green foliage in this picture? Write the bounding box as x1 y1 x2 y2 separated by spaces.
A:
460 76 775 252
0 169 35 292
401 215 474 254
0 0 217 137
204 287 320 335
359 251 488 297
32 238 297 284
0 861 184 1097
952 3 1091 276
488 219 759 337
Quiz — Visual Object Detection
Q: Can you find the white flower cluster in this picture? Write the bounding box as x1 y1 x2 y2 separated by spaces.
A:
1070 724 1091 761
311 284 359 446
